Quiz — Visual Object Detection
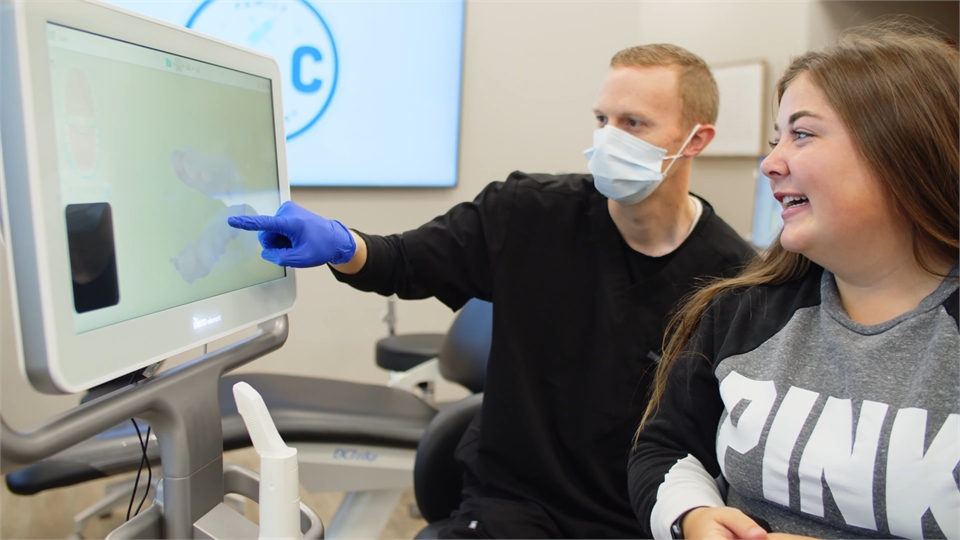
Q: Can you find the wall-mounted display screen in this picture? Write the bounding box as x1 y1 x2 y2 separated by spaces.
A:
105 0 466 188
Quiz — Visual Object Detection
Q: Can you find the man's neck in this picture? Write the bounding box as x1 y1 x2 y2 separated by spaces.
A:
607 172 698 257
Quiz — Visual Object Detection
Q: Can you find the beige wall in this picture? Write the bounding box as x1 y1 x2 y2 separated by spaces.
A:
3 0 957 428
809 1 959 51
639 1 811 239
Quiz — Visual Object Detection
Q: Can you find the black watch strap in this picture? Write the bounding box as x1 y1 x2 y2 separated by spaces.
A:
670 517 685 539
671 508 702 539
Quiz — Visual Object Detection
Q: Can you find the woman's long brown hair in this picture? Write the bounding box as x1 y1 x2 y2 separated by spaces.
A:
636 18 960 437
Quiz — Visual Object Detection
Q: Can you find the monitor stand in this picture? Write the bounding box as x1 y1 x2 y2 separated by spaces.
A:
1 315 320 539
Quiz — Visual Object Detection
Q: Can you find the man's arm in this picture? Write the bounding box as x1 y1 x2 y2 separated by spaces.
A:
229 179 518 310
329 179 516 309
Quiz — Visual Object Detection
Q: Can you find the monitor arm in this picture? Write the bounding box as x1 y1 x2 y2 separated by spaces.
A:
1 314 289 538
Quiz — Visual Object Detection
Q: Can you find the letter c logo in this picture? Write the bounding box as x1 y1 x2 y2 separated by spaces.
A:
292 46 322 93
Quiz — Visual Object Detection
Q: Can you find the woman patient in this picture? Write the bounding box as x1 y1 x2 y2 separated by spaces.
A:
628 19 958 540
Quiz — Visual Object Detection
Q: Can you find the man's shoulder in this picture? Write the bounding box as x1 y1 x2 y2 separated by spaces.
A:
503 171 598 201
465 173 603 238
476 172 603 222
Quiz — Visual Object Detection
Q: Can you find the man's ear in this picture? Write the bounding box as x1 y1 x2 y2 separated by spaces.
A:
682 124 716 157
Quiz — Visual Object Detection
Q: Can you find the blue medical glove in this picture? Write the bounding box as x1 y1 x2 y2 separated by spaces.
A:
227 201 357 268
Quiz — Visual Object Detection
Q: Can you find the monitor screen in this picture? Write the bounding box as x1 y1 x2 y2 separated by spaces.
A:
47 23 285 334
103 0 466 188
752 156 783 249
3 0 296 393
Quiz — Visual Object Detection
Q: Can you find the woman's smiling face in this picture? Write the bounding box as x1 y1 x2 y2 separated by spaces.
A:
761 73 905 271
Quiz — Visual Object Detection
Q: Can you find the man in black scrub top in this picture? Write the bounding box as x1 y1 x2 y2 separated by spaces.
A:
229 44 755 538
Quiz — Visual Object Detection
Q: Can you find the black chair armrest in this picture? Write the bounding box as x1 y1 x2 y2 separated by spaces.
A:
6 460 106 495
413 393 483 523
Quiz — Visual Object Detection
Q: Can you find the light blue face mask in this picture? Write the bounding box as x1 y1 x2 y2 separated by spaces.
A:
584 124 700 206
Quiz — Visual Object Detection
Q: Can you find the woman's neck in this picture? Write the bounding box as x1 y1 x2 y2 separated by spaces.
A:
832 255 954 325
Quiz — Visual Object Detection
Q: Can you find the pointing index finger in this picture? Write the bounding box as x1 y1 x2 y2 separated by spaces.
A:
227 215 285 233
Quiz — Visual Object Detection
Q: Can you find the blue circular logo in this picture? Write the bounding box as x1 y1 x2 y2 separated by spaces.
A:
187 0 338 140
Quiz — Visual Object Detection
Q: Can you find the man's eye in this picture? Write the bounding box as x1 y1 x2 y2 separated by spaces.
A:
596 116 607 125
628 119 640 128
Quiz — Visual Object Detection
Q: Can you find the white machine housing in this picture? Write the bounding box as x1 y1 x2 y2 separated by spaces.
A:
0 0 296 394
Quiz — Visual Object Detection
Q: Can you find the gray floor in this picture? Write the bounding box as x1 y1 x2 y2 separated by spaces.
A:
1 448 427 539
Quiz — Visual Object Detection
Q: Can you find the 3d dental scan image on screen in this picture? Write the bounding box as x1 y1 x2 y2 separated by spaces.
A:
49 24 286 333
105 0 466 187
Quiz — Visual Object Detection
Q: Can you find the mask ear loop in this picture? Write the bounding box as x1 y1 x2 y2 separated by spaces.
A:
662 124 702 175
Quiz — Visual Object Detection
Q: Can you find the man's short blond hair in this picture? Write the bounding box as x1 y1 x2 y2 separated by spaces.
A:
611 44 719 129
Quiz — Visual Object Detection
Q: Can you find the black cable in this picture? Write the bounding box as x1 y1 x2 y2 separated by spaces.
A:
134 426 152 517
126 419 149 521
121 370 154 521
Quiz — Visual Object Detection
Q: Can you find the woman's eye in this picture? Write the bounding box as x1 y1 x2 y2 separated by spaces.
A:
768 140 779 150
794 130 811 141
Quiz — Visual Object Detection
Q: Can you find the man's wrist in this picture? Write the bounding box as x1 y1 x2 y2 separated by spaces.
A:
329 230 366 274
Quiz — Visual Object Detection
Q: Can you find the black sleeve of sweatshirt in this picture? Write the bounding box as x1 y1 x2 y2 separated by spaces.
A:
329 178 517 311
627 298 728 538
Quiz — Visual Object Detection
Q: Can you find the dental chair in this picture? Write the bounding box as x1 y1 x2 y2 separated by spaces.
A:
376 295 447 403
411 299 490 539
5 298 493 539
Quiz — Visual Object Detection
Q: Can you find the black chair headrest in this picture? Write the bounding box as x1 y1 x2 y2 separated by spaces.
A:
437 299 491 393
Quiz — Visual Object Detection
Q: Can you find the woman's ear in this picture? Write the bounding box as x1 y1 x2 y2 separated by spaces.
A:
684 124 717 157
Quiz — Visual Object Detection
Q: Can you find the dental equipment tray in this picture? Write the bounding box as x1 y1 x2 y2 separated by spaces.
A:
6 373 439 495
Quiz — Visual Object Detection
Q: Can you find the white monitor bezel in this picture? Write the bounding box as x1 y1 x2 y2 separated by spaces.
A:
1 0 296 394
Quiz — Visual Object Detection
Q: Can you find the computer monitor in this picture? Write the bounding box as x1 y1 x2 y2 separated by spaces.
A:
752 156 783 249
0 0 296 394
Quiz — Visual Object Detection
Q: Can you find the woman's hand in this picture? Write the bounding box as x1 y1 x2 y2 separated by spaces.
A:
681 507 769 540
